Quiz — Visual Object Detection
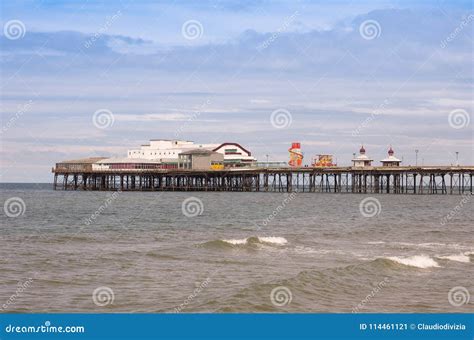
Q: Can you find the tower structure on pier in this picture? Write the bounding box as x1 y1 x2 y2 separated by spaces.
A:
380 146 401 167
352 145 373 167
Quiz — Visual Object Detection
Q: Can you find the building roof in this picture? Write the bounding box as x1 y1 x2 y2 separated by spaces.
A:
381 146 401 163
381 155 401 163
352 145 372 161
179 149 220 156
58 157 107 164
352 154 373 161
149 139 193 142
213 142 252 156
96 157 165 164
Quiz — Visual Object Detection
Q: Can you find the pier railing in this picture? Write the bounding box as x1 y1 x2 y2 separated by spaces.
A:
52 166 474 194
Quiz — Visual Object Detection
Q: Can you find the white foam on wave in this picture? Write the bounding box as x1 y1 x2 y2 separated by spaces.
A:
294 246 329 254
418 242 448 247
392 242 470 251
221 236 288 246
387 255 440 268
258 236 288 245
418 243 470 250
367 241 385 245
222 238 248 245
436 254 471 263
394 242 447 248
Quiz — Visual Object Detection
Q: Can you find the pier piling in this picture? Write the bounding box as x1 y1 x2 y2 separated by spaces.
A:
51 166 473 195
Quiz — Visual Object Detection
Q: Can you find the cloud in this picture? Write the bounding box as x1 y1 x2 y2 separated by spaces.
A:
1 6 473 181
1 30 148 55
3 8 472 82
2 8 472 79
114 113 221 121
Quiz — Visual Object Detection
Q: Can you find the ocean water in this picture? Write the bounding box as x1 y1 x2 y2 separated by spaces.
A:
0 183 473 313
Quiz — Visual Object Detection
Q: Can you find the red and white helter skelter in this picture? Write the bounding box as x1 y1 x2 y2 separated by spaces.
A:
288 142 303 167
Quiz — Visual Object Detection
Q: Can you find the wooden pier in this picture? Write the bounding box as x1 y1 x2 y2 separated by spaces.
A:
52 166 474 195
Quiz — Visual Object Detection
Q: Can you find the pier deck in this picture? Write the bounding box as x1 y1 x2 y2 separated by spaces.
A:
52 166 474 195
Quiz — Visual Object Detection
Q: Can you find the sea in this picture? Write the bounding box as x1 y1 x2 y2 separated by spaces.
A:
1 183 472 313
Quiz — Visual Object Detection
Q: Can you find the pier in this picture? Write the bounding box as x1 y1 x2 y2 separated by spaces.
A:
52 166 474 195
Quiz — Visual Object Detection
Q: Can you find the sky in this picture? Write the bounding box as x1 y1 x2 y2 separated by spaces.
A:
0 0 473 182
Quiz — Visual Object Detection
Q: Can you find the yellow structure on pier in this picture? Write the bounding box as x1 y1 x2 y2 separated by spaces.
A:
312 154 336 167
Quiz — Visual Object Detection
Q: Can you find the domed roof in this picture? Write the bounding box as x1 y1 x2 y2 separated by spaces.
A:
381 145 401 163
360 145 366 154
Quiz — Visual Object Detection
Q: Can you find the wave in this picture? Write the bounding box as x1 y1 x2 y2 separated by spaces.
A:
256 236 288 245
200 236 288 249
209 257 411 312
208 254 468 312
145 253 183 261
385 255 439 268
436 254 471 263
36 234 94 243
293 246 332 255
382 242 470 250
220 236 287 246
417 242 449 247
222 238 248 245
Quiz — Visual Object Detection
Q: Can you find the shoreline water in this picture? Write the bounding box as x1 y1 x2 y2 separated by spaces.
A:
1 184 472 313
